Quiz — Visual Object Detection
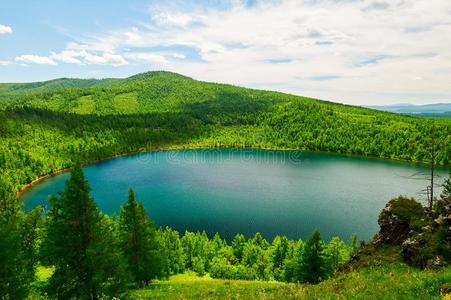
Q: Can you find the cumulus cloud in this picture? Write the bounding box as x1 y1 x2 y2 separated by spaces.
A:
50 50 86 65
124 52 168 64
34 49 128 67
0 24 12 34
83 53 128 67
15 55 57 66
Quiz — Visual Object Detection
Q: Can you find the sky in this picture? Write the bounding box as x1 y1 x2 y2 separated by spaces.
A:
1 0 451 105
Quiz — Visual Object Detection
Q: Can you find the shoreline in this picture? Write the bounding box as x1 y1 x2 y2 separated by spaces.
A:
17 144 197 197
17 145 449 198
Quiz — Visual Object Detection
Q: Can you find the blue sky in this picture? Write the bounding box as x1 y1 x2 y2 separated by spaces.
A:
1 0 451 105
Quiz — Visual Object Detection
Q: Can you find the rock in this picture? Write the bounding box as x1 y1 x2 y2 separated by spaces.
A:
378 209 410 245
407 229 418 237
420 225 431 232
426 256 445 268
440 284 451 297
434 215 446 226
401 238 423 266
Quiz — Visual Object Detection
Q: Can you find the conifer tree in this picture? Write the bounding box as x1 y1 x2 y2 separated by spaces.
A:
297 230 327 283
231 233 246 262
41 164 127 299
119 188 163 286
0 176 36 299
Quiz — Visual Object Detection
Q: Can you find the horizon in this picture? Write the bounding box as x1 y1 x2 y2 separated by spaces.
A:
1 0 451 105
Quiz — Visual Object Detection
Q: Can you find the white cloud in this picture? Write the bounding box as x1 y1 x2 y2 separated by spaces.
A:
125 52 168 64
15 55 57 66
83 53 128 66
0 60 11 66
51 50 86 65
0 24 12 34
151 11 205 27
172 53 186 59
48 49 128 66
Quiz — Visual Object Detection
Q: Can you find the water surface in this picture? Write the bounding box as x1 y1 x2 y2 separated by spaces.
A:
23 149 447 241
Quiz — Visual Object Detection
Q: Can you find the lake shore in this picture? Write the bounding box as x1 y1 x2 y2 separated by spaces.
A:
17 143 444 198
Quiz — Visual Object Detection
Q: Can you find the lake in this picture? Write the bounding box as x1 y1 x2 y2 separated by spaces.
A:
22 149 448 242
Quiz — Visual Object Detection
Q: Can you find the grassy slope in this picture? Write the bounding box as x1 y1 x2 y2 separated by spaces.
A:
30 246 450 299
129 245 451 299
130 265 450 300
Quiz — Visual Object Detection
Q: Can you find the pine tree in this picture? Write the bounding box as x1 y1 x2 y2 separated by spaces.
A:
324 236 350 276
159 227 185 275
0 213 30 299
119 188 163 287
231 233 246 262
297 230 327 283
41 164 127 299
0 176 35 299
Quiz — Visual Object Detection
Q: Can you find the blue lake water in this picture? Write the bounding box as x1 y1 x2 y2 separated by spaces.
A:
22 149 448 242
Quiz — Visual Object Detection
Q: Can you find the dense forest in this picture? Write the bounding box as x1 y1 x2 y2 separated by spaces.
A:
1 165 355 299
0 71 449 192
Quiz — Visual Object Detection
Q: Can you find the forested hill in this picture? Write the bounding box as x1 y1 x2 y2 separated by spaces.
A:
0 71 450 189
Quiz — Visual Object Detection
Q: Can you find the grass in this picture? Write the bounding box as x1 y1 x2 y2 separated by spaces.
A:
129 266 451 300
71 95 95 114
129 272 304 300
29 246 451 299
113 92 138 113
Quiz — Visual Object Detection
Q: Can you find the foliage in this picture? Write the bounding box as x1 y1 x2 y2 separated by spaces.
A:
0 179 38 299
40 164 128 299
119 188 164 286
0 213 34 299
158 227 352 283
296 230 328 283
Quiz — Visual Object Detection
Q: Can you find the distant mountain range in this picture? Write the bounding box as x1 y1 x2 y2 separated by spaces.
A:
366 103 451 118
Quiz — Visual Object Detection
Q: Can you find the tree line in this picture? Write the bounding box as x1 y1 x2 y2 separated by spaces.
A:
0 165 356 299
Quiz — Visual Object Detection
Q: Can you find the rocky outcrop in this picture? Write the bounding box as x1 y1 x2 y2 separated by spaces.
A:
374 194 450 269
375 197 425 245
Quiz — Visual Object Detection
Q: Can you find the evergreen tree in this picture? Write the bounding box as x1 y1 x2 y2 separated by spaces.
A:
0 177 35 299
20 208 43 285
41 164 127 299
324 236 350 276
231 233 246 262
119 188 163 286
0 213 30 299
159 227 185 275
297 230 327 283
271 235 289 280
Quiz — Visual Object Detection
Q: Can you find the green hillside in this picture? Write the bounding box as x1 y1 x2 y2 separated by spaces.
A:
31 262 450 299
128 265 450 300
0 71 449 191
